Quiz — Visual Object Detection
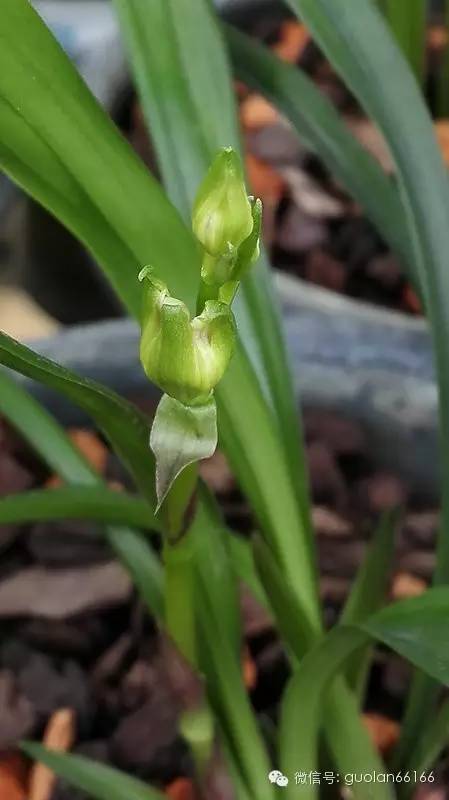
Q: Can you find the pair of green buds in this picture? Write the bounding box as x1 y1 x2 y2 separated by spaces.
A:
139 148 262 407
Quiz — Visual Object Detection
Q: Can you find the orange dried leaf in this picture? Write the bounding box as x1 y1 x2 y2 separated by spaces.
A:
246 153 285 204
166 777 197 800
428 25 448 52
68 429 108 474
240 94 279 131
435 120 449 165
363 713 400 755
29 708 76 800
0 754 28 800
391 572 427 601
242 646 258 690
273 21 309 64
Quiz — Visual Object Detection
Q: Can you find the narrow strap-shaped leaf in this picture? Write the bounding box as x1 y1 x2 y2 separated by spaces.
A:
0 486 157 530
0 370 96 484
0 333 156 507
228 534 269 611
188 485 273 797
21 744 165 800
0 370 163 618
404 696 449 785
280 588 449 800
225 24 415 276
194 485 242 653
0 0 201 315
341 509 399 694
253 536 392 800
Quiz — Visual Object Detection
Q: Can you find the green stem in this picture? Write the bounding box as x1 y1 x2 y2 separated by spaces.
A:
161 463 215 783
196 278 220 314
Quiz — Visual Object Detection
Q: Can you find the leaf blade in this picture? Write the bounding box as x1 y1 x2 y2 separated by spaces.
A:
0 486 157 530
21 744 165 800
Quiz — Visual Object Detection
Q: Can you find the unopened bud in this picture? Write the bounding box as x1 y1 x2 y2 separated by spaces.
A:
192 147 253 259
139 269 236 406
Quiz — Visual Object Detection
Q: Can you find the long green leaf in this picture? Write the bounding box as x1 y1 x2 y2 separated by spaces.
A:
114 0 316 572
341 510 399 694
225 24 415 276
0 334 156 506
0 486 156 529
254 538 389 800
0 370 163 618
280 587 449 800
191 487 273 798
404 697 449 787
0 0 200 315
21 744 165 800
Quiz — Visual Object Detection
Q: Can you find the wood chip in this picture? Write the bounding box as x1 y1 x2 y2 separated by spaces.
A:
0 562 131 619
280 166 345 218
68 430 108 474
46 429 108 487
28 708 75 800
312 506 353 539
428 25 448 52
242 646 257 691
273 21 309 63
391 572 427 601
0 753 28 800
362 712 400 755
240 94 279 131
246 153 285 205
435 120 449 165
166 778 198 800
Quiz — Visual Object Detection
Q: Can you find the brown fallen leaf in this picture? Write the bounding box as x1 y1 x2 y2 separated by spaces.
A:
242 646 257 691
428 25 448 52
240 93 279 131
0 753 28 800
391 572 427 601
363 712 400 755
280 166 345 218
246 153 285 204
28 708 75 800
68 429 108 473
0 562 131 619
273 20 309 64
312 506 353 539
435 120 449 165
166 777 198 800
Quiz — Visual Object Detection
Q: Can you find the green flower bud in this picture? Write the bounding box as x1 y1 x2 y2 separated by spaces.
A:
139 269 236 406
192 147 253 258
